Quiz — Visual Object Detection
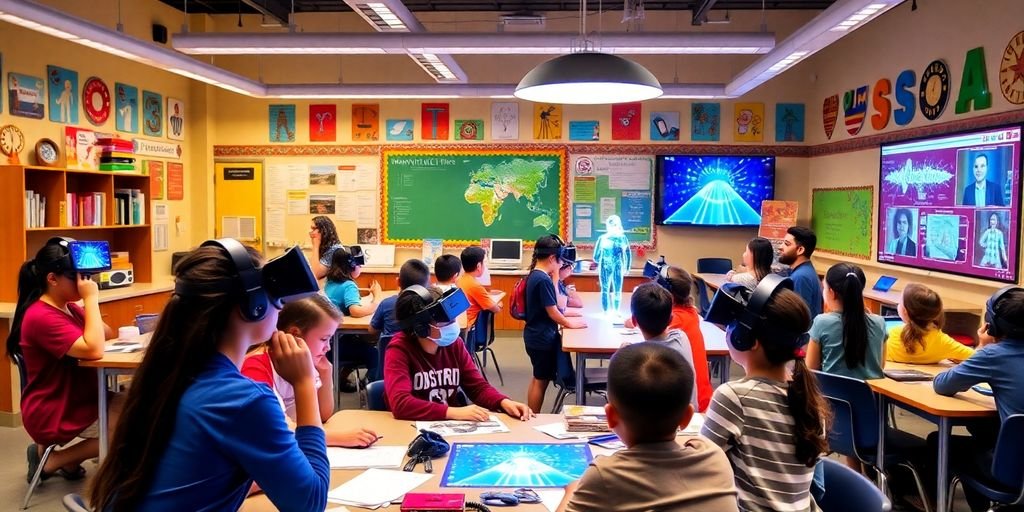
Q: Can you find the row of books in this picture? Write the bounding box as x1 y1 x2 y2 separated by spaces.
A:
114 188 146 226
25 190 47 228
63 192 107 227
26 190 148 228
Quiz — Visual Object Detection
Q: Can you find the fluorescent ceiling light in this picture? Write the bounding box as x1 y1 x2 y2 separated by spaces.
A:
265 82 722 99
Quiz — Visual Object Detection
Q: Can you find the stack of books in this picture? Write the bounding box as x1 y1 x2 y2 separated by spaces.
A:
562 405 610 433
96 137 136 172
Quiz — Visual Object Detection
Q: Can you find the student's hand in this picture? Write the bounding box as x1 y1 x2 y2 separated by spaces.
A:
268 331 315 387
564 309 582 317
314 354 333 376
565 318 587 329
309 229 321 245
77 274 99 302
499 399 535 421
370 280 382 299
978 324 997 348
624 317 636 329
446 404 491 422
332 427 380 448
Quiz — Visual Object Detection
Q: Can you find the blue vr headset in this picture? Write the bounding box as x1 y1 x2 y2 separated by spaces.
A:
399 285 471 337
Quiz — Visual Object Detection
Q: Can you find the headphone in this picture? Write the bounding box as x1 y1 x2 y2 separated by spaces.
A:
175 238 271 322
339 245 366 271
986 285 1024 339
399 284 437 338
655 264 673 292
39 236 75 275
724 274 810 352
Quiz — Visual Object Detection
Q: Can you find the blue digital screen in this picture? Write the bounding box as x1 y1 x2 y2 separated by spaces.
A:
657 155 776 226
68 241 112 272
441 443 592 488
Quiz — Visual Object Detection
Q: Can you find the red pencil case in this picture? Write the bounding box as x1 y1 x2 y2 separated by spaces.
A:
400 493 466 512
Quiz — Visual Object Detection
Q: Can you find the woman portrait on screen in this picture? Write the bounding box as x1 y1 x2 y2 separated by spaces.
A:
886 208 917 257
978 212 1008 269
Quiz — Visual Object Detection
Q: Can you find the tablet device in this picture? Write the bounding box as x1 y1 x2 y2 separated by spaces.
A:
873 275 898 292
68 241 112 273
883 369 934 382
883 316 905 331
441 443 591 488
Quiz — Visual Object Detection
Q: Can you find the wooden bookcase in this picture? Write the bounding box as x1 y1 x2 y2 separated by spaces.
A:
0 165 153 302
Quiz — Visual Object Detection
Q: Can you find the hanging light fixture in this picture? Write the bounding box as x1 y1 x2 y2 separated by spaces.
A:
515 0 662 104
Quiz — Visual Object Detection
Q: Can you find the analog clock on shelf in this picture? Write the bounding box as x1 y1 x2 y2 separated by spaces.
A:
1000 30 1024 105
35 138 61 167
919 59 950 121
0 124 25 165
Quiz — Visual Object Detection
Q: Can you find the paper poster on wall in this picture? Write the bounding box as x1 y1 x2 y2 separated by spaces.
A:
574 204 593 239
568 154 655 247
309 194 337 215
691 103 720 142
284 163 309 189
356 191 378 228
386 119 414 141
775 103 805 142
337 164 378 192
265 163 289 207
166 162 184 200
153 223 168 252
759 200 799 240
287 190 308 215
650 111 680 141
46 65 78 124
421 103 449 140
357 228 379 244
144 160 165 200
265 207 286 244
611 102 642 140
269 104 296 142
309 165 337 186
490 102 519 140
734 102 764 142
573 176 597 202
533 104 561 140
309 104 336 142
8 72 45 119
455 120 484 140
142 91 163 137
114 83 138 133
352 104 379 141
569 121 599 141
335 192 356 222
167 97 185 141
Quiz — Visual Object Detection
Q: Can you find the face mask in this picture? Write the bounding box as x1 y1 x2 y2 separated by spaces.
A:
429 322 461 347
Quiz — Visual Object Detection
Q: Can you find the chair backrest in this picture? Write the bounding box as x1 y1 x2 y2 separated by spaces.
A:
135 314 160 334
992 414 1024 491
376 335 393 376
696 279 712 315
813 371 880 461
816 457 892 512
696 258 734 275
366 380 388 411
12 351 27 393
471 311 496 354
554 351 577 389
62 493 92 512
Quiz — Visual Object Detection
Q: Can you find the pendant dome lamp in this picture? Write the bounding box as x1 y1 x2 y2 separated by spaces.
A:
514 1 662 104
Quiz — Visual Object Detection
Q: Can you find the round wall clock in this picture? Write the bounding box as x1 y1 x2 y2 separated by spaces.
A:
919 59 950 121
1000 30 1024 105
82 77 111 125
0 124 25 164
459 122 478 140
35 138 61 166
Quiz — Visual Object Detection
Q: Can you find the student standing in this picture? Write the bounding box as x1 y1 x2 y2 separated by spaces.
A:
308 216 344 280
807 263 886 379
885 283 974 364
778 226 823 317
457 246 502 328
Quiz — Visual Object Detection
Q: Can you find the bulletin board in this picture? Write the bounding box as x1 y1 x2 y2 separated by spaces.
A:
811 186 874 258
567 154 656 248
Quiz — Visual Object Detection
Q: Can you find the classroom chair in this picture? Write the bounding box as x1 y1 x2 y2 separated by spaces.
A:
695 258 733 314
134 313 160 334
376 334 393 380
946 414 1024 512
465 310 503 385
550 354 608 413
366 380 388 412
62 494 90 512
813 371 931 512
816 457 893 512
14 352 59 510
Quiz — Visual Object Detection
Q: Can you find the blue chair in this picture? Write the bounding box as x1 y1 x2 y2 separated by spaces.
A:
375 334 393 381
816 457 892 512
62 494 90 511
550 353 608 413
813 371 931 512
366 380 388 412
947 414 1024 512
695 258 733 314
465 310 503 385
134 313 160 334
14 352 59 510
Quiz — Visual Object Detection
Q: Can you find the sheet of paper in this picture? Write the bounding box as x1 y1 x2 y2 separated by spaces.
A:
327 468 433 508
335 192 357 222
285 163 310 190
287 190 309 215
326 446 406 469
415 415 510 437
599 197 617 223
537 489 566 512
265 207 286 244
153 223 168 251
533 422 605 440
265 164 289 207
336 165 358 192
355 191 377 228
354 165 377 191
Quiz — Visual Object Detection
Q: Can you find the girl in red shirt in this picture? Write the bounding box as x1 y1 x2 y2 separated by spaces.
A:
6 238 116 481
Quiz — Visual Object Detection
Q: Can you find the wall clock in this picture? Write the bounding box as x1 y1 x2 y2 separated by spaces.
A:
919 59 950 121
35 138 61 167
0 124 25 165
82 77 111 125
1000 30 1024 105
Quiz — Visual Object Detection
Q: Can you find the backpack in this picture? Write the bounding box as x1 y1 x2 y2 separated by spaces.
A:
510 276 528 321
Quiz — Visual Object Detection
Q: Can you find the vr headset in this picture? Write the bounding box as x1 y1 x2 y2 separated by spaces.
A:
399 285 471 337
347 245 366 268
642 255 667 279
534 234 576 266
43 237 113 275
704 273 810 352
986 285 1024 339
175 238 319 322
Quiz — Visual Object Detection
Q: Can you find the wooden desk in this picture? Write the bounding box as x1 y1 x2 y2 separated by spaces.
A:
562 292 730 405
866 362 996 512
861 288 982 315
694 273 729 293
79 350 144 460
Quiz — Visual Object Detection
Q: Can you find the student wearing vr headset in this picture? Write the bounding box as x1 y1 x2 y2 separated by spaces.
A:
931 286 1024 512
7 237 118 483
524 235 587 413
89 239 330 512
325 245 382 389
700 276 830 512
383 285 533 421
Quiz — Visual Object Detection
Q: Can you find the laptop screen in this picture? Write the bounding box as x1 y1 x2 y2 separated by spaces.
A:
884 317 905 331
873 275 898 292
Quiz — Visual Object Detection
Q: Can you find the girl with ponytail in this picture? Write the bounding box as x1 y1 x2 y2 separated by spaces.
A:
702 287 830 512
885 283 974 364
7 238 115 482
807 263 887 379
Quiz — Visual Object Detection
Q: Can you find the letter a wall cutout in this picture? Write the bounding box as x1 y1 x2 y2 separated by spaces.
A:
956 47 993 114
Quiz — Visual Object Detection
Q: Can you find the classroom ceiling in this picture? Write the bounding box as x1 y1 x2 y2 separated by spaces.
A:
159 0 837 13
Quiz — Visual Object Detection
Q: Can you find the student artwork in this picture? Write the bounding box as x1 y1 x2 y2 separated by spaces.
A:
490 102 519 140
774 103 804 142
309 104 336 142
46 65 78 124
268 104 296 142
357 228 379 244
822 94 839 139
421 103 450 140
455 120 484 141
593 215 632 319
843 86 869 136
386 119 414 141
81 77 110 126
611 102 642 140
532 103 561 140
142 91 163 137
650 111 680 141
114 83 138 133
166 97 185 140
8 72 45 119
690 103 720 142
733 102 764 142
568 121 600 141
352 103 379 141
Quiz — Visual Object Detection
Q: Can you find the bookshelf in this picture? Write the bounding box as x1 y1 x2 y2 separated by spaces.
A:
0 165 153 302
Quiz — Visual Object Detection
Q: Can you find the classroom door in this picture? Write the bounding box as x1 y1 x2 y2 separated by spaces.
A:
214 162 263 249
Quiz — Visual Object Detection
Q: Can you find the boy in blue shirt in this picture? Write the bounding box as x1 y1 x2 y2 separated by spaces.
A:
369 259 430 339
777 226 822 317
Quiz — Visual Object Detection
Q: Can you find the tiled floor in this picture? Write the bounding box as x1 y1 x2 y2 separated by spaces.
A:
0 333 971 511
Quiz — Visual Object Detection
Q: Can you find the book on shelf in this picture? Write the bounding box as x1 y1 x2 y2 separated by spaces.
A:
562 405 610 432
114 188 145 226
25 190 47 228
64 192 107 227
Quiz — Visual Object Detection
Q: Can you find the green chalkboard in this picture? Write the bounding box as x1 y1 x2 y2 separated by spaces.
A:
382 149 567 245
811 187 874 258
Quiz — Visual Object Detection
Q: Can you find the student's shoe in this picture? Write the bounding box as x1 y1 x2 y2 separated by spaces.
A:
54 465 86 481
26 444 52 484
339 381 358 393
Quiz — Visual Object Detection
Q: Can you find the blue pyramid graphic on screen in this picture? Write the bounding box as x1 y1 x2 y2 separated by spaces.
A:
450 457 579 487
665 179 762 225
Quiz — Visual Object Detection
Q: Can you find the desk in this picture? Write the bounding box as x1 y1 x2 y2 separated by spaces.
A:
562 292 729 405
867 362 996 512
79 350 143 461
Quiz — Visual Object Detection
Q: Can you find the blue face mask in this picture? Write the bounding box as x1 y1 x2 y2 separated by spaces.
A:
429 322 461 347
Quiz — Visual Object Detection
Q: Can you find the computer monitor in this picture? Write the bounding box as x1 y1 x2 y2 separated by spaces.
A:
489 239 522 268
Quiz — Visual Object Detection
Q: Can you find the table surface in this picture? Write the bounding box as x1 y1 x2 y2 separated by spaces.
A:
561 292 728 356
866 362 996 417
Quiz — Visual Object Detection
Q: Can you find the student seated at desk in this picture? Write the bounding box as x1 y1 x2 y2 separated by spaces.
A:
434 254 462 292
808 263 886 380
557 343 739 512
243 295 379 448
726 237 774 289
885 283 974 364
369 259 431 338
89 241 329 512
7 238 119 481
324 246 381 390
383 285 533 421
931 287 1024 512
624 283 699 411
457 246 503 327
556 262 583 315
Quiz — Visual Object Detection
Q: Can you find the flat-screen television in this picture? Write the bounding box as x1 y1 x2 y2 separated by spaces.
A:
656 155 776 226
878 124 1021 283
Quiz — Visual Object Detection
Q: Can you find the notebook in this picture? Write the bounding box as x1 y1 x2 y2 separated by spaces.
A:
883 369 934 382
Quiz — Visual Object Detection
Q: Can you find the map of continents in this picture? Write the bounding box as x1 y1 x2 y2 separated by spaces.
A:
464 158 556 231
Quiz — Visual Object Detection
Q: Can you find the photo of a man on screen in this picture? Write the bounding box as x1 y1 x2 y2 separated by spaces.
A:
960 154 1006 206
